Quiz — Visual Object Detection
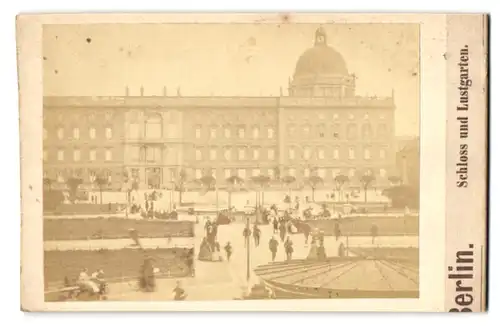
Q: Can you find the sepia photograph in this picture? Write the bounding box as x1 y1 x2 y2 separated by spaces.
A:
40 21 420 302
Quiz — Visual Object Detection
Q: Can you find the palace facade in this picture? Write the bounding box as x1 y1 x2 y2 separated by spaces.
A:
43 28 397 191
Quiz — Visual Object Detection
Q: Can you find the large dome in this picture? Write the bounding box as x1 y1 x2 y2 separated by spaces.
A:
293 27 348 78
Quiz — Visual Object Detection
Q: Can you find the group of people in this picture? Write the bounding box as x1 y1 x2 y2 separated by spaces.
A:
71 268 107 299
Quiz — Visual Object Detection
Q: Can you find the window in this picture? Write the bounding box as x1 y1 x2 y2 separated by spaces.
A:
88 112 96 122
72 128 79 140
303 125 310 136
89 128 96 139
348 147 355 160
224 127 231 138
145 114 161 139
289 168 296 177
364 113 369 120
348 114 355 120
380 149 387 159
252 148 260 160
303 147 311 160
209 148 217 160
380 114 386 120
267 128 274 139
128 124 139 138
347 124 357 139
364 148 371 160
195 149 202 161
210 128 217 139
349 168 356 178
58 114 63 122
89 149 96 161
288 125 296 136
332 169 341 178
57 128 64 140
268 149 275 160
333 113 339 120
332 124 340 139
238 169 246 179
73 149 81 162
252 127 259 139
318 113 325 120
195 127 201 139
380 168 387 178
318 169 326 178
43 150 48 162
304 168 310 178
333 148 340 160
238 148 246 160
238 128 245 139
105 111 113 121
252 169 259 177
268 169 274 177
288 148 295 160
43 129 48 140
105 127 112 139
224 148 231 160
195 169 202 179
224 169 231 179
362 124 373 139
378 124 388 138
105 149 112 161
318 148 325 160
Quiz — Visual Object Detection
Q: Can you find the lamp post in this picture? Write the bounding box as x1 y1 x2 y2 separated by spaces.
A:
246 214 251 282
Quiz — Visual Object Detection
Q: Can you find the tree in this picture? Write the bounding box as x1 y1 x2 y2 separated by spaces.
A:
273 166 281 181
381 185 419 209
334 174 349 202
43 177 53 191
94 176 109 205
175 169 187 204
199 174 216 190
66 177 83 204
306 175 323 202
360 174 376 203
388 175 402 186
281 175 296 209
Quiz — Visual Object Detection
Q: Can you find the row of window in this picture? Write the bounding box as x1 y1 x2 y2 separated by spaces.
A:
193 167 388 180
287 147 387 161
195 126 275 140
194 148 276 161
44 127 113 141
44 169 113 183
287 112 386 121
191 146 387 162
287 123 388 140
46 111 114 123
44 149 113 162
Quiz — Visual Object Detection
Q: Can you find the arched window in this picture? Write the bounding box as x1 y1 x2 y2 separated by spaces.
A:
377 124 388 138
317 124 326 138
361 124 373 139
144 113 162 139
347 124 357 139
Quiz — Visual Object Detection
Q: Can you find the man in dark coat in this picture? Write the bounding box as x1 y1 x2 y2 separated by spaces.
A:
268 236 279 262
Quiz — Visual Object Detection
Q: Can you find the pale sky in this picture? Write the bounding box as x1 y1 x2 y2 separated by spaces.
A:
43 23 419 136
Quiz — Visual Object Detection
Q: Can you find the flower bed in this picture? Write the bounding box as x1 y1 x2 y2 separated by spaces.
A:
44 218 194 241
44 247 194 289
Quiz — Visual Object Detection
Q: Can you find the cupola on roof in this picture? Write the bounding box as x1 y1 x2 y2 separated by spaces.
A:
293 27 348 77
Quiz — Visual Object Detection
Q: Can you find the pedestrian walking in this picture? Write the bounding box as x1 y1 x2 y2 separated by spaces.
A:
243 226 252 248
269 236 279 262
284 236 294 261
253 224 261 247
224 242 233 261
